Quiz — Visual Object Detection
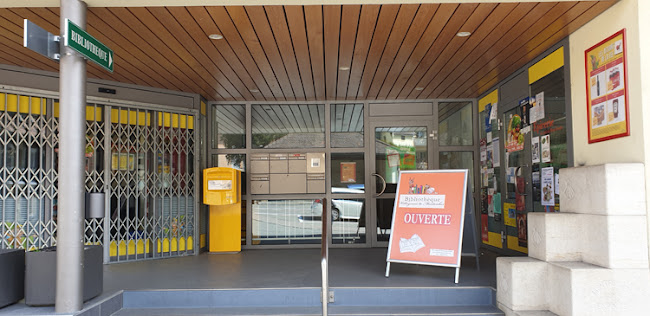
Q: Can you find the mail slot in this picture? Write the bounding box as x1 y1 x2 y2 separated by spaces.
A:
270 153 289 173
251 153 270 174
307 173 326 193
288 153 307 173
270 173 307 194
251 174 270 195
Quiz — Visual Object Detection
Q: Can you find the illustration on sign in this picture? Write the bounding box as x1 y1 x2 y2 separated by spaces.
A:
399 234 426 253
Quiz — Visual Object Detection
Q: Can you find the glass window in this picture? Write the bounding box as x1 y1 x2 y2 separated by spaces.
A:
438 101 473 146
331 153 364 193
216 154 246 195
530 67 567 212
252 104 325 148
213 105 245 149
251 199 322 245
331 103 363 148
375 126 428 193
330 198 366 244
440 151 474 192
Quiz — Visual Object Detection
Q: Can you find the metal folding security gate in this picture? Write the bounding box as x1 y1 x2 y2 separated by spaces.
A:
0 89 199 263
106 105 198 262
0 92 57 250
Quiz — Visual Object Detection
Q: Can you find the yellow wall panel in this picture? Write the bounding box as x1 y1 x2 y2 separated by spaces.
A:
507 235 528 253
478 89 498 113
188 116 194 130
529 47 564 84
483 232 503 249
200 101 207 116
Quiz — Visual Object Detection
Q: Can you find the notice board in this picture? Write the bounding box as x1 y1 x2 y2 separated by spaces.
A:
585 29 629 143
385 169 470 283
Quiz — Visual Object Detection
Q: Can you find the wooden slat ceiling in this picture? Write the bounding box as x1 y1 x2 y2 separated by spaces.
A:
0 1 615 102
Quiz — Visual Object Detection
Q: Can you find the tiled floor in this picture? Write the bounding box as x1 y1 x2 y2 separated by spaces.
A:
0 248 499 315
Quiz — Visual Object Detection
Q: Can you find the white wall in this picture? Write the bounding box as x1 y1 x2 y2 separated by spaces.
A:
569 0 650 267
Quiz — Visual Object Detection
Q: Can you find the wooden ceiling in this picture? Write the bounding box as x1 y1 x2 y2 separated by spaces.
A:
0 1 615 102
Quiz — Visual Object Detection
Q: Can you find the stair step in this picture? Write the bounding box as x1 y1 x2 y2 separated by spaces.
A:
112 305 504 316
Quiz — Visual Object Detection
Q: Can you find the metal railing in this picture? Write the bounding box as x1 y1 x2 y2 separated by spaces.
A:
321 198 328 315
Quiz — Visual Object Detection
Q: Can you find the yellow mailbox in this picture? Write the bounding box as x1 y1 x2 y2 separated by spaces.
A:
203 167 241 253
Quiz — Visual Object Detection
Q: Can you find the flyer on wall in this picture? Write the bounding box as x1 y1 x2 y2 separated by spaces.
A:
541 167 555 206
531 136 541 163
492 138 500 167
541 135 551 163
585 29 629 143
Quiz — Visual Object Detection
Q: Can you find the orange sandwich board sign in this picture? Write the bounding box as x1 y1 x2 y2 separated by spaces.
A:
385 169 470 283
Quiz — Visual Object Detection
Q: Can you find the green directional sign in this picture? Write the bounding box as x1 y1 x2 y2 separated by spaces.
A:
64 19 113 72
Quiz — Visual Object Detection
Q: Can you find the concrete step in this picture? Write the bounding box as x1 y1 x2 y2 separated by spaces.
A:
93 287 503 316
113 305 504 316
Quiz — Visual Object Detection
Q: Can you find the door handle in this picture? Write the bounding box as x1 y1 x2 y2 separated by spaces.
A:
372 173 386 197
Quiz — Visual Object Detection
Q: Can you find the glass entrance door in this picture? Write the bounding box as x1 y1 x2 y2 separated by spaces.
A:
368 121 436 246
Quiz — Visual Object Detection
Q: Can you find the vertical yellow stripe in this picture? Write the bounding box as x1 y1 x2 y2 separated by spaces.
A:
180 114 187 129
200 101 207 116
6 94 18 112
164 112 171 128
172 113 179 128
129 110 137 125
188 115 194 130
138 112 147 126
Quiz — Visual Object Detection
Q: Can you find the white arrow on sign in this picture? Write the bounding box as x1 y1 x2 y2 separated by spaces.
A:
109 53 113 68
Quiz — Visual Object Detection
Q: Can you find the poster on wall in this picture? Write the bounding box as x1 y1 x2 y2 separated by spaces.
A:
585 29 629 143
504 202 517 227
517 212 527 248
541 167 555 206
385 170 470 283
340 162 357 183
506 113 524 152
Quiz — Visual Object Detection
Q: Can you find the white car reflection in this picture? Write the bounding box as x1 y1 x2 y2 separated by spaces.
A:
311 187 364 221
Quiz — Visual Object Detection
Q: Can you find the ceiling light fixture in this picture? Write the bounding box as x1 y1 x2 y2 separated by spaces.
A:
208 34 223 40
415 87 424 91
456 31 471 37
339 66 350 71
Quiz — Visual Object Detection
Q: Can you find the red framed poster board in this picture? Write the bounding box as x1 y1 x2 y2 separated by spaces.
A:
385 169 469 283
585 29 629 143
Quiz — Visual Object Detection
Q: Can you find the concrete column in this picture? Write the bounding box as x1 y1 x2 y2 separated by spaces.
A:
56 0 87 313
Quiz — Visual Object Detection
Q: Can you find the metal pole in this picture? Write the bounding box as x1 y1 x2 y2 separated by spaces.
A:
56 0 87 312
